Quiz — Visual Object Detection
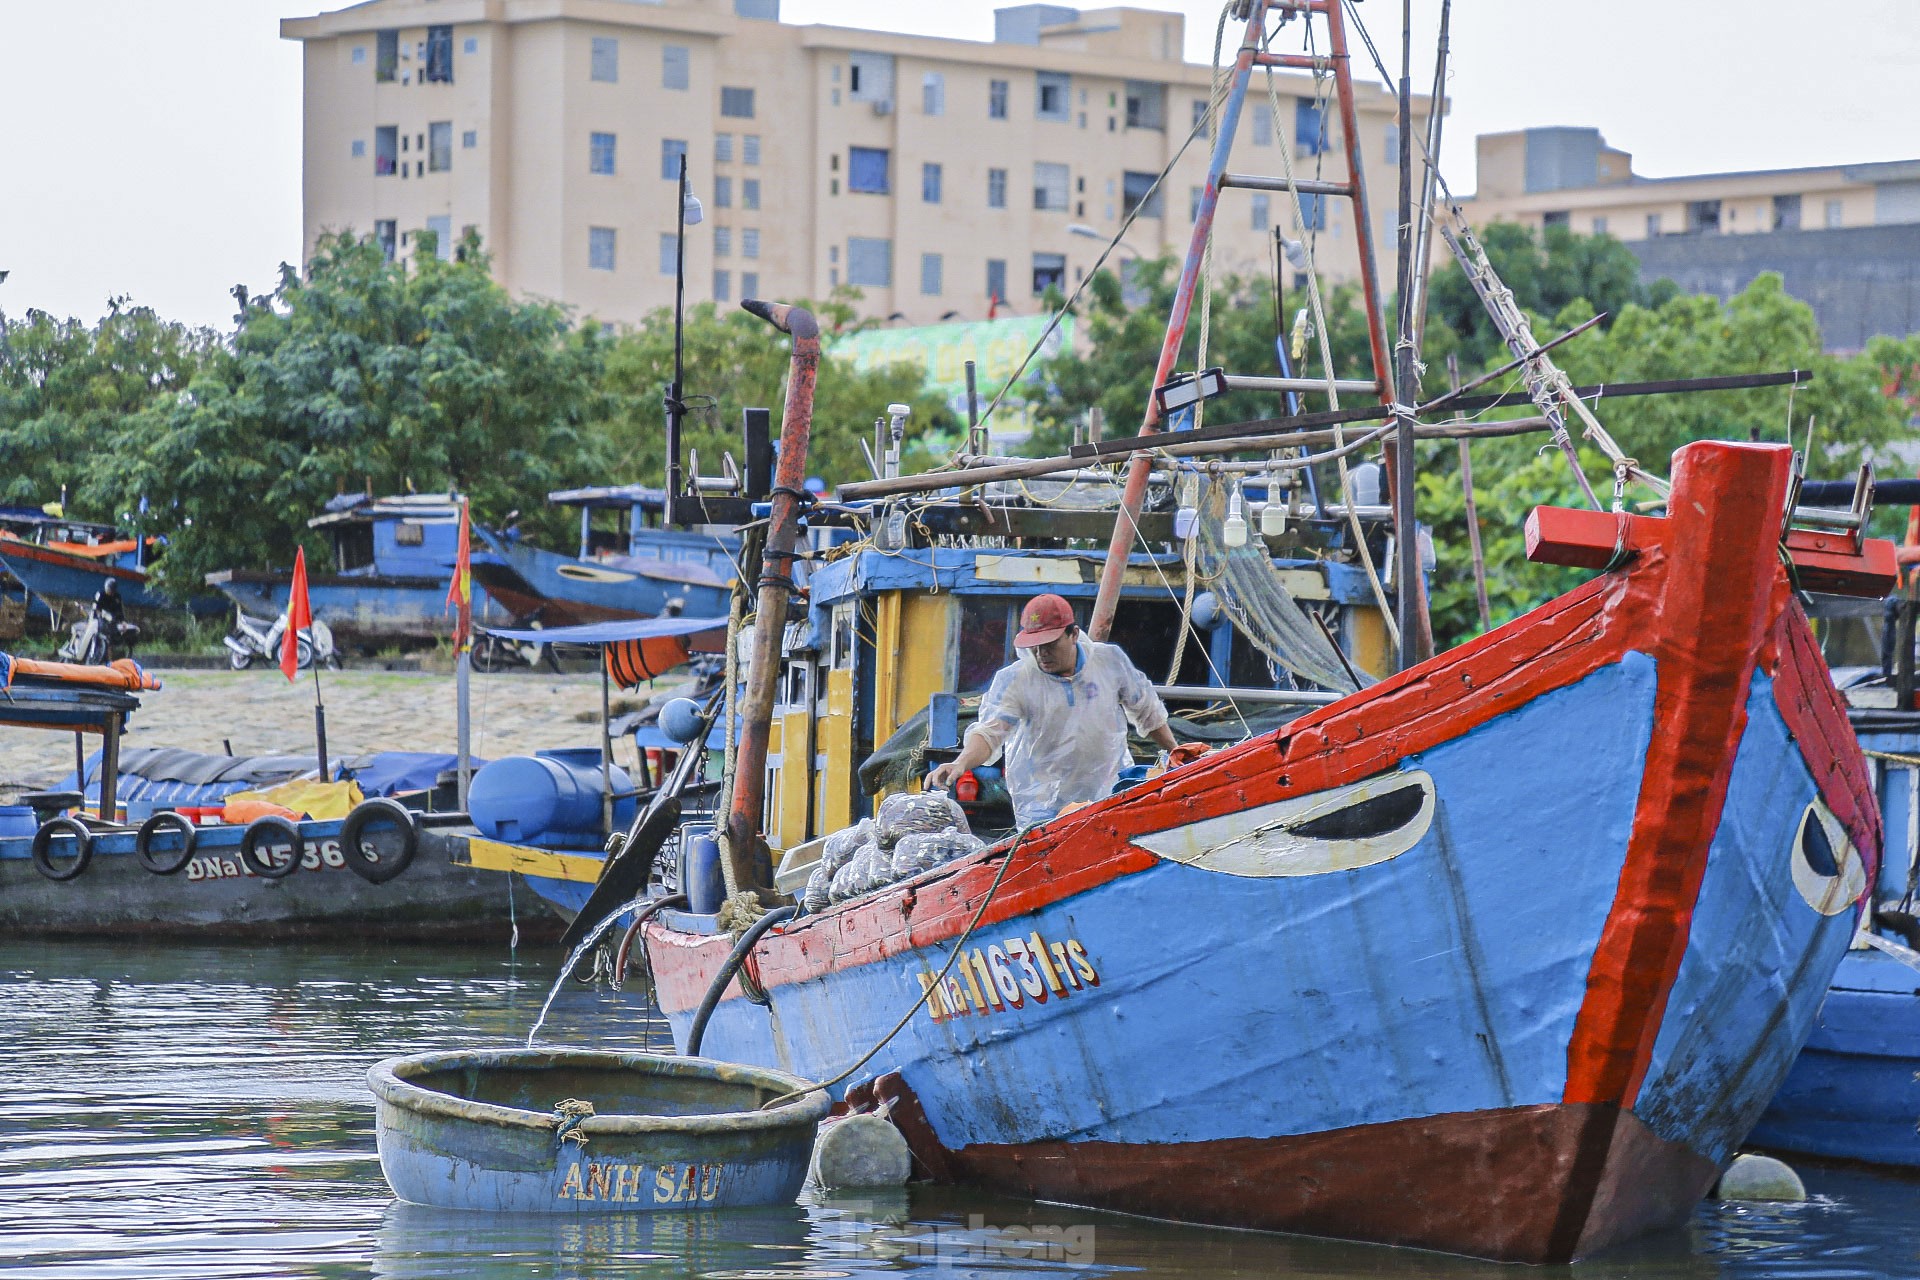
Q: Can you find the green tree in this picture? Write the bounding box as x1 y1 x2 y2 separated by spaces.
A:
88 231 619 595
1426 222 1679 367
599 290 954 489
0 301 218 512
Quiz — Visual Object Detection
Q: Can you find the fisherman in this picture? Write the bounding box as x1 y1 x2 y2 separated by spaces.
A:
929 593 1178 828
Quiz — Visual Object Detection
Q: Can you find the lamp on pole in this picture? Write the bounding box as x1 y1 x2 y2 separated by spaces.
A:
1067 222 1140 260
665 154 704 525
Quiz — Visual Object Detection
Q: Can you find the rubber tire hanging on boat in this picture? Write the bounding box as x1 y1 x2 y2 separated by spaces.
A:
340 799 417 884
239 816 304 879
30 817 93 882
134 812 197 875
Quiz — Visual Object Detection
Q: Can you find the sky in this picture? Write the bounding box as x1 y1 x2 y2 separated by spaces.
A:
0 0 1914 331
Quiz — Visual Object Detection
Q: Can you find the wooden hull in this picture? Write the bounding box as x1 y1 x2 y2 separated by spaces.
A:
206 570 507 641
0 821 561 942
640 442 1879 1263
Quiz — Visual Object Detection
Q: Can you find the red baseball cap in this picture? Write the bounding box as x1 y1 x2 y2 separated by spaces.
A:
1014 593 1077 648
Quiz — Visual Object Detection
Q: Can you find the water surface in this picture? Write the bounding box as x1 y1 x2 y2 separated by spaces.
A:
2 939 1916 1279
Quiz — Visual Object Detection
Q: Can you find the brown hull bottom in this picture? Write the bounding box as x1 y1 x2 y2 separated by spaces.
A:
861 1075 1718 1264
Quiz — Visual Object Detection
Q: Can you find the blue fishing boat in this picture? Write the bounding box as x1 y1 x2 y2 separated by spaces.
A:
1747 598 1920 1168
206 493 505 645
0 509 200 613
471 486 735 627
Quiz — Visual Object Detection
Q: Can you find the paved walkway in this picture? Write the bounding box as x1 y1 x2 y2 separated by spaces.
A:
0 669 651 800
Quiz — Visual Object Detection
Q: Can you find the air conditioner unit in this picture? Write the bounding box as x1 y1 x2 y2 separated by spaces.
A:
871 98 893 117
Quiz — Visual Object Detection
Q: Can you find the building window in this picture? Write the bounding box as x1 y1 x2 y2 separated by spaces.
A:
376 30 398 82
714 227 732 256
1646 212 1662 237
582 227 614 271
987 168 1008 209
374 125 397 176
351 139 366 158
1032 252 1066 295
1295 98 1326 155
713 176 732 208
923 72 945 116
1125 81 1165 130
1773 193 1802 231
1252 104 1273 146
661 138 687 180
848 147 891 194
428 121 452 172
1591 215 1608 235
989 79 1009 120
655 231 676 275
374 220 396 261
1297 193 1325 231
590 132 616 176
1685 200 1721 234
425 214 452 260
1122 171 1161 218
463 36 477 55
742 228 760 259
424 26 454 83
1251 193 1270 229
743 135 761 165
661 44 689 91
1033 162 1070 212
721 86 755 118
741 271 759 297
715 133 733 163
848 52 895 105
921 252 943 296
351 45 366 65
1384 121 1399 159
922 162 942 204
1192 99 1209 131
462 130 477 149
586 37 617 84
848 236 892 287
1542 210 1570 230
714 269 731 302
1825 198 1844 228
742 179 760 209
986 258 1007 303
1036 72 1070 122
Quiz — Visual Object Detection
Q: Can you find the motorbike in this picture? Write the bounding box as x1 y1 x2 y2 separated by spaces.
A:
224 608 339 671
58 604 140 665
471 613 564 673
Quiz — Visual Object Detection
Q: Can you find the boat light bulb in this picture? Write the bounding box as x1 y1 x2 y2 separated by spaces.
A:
1173 474 1198 542
1224 481 1249 548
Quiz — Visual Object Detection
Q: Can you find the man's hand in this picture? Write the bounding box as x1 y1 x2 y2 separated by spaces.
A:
927 761 962 790
928 733 995 792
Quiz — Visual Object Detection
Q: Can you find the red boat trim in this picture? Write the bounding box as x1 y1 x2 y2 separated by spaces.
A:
1561 442 1793 1112
1767 597 1882 885
0 539 147 583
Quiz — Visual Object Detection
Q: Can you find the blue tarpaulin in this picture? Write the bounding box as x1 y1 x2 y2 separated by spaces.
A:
481 615 728 645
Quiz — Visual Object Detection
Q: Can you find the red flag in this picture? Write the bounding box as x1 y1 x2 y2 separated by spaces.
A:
446 498 472 652
281 546 312 682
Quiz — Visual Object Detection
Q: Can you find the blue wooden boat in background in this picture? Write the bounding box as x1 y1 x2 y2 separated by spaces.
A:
472 486 735 627
1749 654 1920 1167
0 508 215 613
206 493 505 645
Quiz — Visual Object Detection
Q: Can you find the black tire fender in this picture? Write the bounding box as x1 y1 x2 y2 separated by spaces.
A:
30 817 93 882
340 798 418 884
239 816 303 879
134 812 197 876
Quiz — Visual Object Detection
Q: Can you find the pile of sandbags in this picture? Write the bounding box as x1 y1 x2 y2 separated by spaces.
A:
801 793 984 912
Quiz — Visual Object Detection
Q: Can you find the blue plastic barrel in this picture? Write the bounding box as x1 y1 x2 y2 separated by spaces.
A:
0 806 36 840
468 749 636 848
680 827 726 915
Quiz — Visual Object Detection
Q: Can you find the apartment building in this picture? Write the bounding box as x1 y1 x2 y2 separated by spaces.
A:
281 0 1414 328
1458 128 1920 349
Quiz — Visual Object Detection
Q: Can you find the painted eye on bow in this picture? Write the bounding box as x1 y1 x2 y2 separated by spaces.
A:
1789 799 1866 916
1132 770 1436 879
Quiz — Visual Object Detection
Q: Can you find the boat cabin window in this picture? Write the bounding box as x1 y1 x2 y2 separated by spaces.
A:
956 595 1233 692
394 521 426 547
830 605 857 671
333 523 375 573
1807 595 1893 671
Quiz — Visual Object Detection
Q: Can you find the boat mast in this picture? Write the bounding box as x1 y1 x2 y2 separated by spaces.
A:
1390 0 1421 665
1087 0 1398 648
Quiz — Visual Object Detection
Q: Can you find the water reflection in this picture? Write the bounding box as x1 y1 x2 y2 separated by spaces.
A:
1 939 1916 1279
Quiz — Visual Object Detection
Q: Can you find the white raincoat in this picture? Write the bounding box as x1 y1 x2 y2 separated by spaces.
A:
966 640 1170 828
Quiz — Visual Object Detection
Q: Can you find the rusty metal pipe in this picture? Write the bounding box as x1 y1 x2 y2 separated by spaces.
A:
725 298 819 897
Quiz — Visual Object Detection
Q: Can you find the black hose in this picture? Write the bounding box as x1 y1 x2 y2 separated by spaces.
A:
685 905 796 1058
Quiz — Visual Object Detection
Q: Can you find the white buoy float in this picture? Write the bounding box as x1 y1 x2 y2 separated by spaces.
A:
1714 1152 1808 1202
809 1112 913 1189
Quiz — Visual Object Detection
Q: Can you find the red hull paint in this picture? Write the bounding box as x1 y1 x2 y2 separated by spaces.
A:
854 1073 1716 1265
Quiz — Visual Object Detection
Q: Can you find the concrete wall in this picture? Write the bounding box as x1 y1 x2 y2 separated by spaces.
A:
1629 224 1920 353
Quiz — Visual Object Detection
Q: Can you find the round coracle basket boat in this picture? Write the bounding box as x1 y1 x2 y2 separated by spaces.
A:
368 1049 830 1213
